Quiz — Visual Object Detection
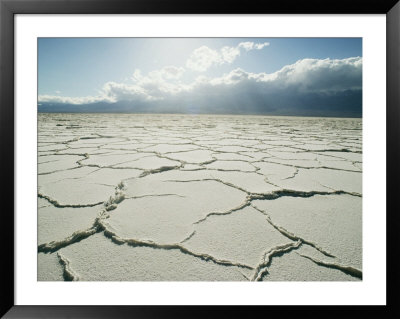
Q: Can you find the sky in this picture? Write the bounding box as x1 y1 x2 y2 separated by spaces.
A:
38 38 362 117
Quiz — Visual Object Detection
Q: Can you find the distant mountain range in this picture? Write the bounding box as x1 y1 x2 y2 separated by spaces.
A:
38 89 362 118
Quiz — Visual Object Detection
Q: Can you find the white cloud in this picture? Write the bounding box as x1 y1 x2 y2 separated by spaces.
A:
135 66 185 82
129 66 188 97
220 46 241 64
238 41 270 51
40 66 188 105
238 42 254 51
185 57 361 97
38 94 110 105
39 57 362 115
254 42 270 50
186 41 270 72
186 46 222 72
160 66 185 79
269 57 362 93
101 81 159 102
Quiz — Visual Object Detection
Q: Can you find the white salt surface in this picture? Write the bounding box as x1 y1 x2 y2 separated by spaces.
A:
38 155 82 174
183 206 291 266
37 252 64 281
38 113 362 281
39 179 114 206
165 150 215 164
106 179 246 243
205 160 256 172
58 233 246 281
38 206 101 245
252 194 362 269
263 246 358 281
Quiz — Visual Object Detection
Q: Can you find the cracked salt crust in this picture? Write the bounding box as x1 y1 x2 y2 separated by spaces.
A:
57 233 246 281
263 246 358 281
209 171 280 194
213 152 253 161
112 156 181 170
267 168 362 194
253 194 362 269
253 162 297 180
80 152 150 167
38 143 68 152
142 143 199 153
321 160 362 171
39 179 115 206
76 167 142 186
38 252 64 281
109 180 246 243
165 150 215 164
38 166 99 185
37 113 362 281
183 206 292 266
38 205 101 245
38 155 82 174
205 160 256 172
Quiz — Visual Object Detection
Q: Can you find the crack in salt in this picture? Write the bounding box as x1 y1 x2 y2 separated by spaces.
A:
251 204 335 258
193 201 251 225
125 194 186 200
96 218 253 270
38 182 127 254
298 253 362 279
180 230 197 244
38 193 104 208
282 167 299 180
252 240 302 281
57 252 80 281
139 165 182 178
38 224 101 253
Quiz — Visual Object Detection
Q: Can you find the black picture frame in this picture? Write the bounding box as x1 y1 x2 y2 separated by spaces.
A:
1 0 398 317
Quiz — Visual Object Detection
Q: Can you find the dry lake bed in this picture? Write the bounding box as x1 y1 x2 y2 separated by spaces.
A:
38 113 362 281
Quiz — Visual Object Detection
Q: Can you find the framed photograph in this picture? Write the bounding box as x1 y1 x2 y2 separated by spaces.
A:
1 0 398 317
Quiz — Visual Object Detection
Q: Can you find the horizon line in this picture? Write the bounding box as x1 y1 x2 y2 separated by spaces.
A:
37 112 362 119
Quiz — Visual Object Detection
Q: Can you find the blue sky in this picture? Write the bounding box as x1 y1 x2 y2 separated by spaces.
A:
38 38 362 116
